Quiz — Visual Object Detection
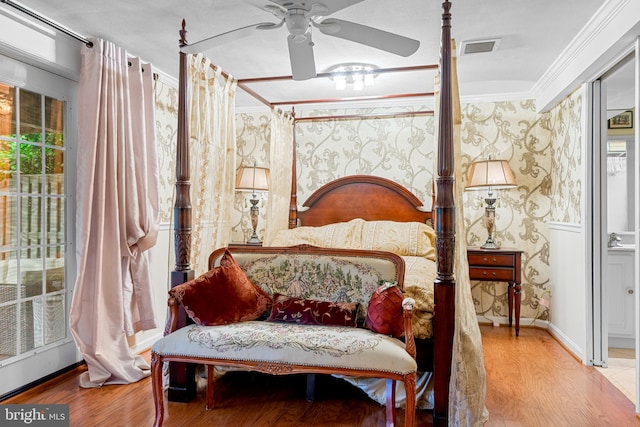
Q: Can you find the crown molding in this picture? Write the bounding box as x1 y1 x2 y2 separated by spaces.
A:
533 0 638 112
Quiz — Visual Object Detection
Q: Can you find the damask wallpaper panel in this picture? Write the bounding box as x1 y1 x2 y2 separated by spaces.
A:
293 107 435 208
460 100 554 323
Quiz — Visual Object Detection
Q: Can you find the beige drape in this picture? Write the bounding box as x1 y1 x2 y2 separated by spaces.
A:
435 43 489 426
71 39 159 387
186 54 237 274
264 108 294 245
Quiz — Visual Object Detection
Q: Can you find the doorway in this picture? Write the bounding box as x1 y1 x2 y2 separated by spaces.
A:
591 49 638 406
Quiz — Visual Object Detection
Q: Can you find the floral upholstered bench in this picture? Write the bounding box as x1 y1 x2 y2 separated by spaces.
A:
151 245 417 427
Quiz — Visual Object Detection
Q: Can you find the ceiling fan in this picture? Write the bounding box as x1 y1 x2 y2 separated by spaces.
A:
181 0 420 81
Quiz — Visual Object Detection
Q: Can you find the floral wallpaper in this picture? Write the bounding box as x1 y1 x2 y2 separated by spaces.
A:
548 90 584 223
460 100 553 322
153 77 584 325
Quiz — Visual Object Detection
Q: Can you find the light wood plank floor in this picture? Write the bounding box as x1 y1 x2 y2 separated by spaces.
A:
3 325 639 426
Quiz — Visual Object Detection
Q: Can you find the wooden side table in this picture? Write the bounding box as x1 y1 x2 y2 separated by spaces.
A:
467 247 523 336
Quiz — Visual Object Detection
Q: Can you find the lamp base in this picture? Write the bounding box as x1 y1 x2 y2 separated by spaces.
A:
480 240 501 249
246 233 262 245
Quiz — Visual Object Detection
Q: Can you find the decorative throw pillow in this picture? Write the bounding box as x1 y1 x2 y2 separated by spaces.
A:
365 281 405 337
267 293 360 327
168 249 271 326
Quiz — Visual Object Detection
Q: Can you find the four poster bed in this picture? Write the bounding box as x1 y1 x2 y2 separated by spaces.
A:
166 1 466 423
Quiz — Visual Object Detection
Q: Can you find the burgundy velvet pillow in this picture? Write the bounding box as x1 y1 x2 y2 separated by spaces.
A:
267 293 359 327
168 249 271 326
365 282 405 337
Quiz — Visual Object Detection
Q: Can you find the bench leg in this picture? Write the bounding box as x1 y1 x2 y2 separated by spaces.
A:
206 365 215 410
386 379 396 427
306 374 316 401
403 373 416 427
151 353 164 427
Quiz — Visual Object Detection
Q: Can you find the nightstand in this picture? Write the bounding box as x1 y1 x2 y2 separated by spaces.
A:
467 247 523 336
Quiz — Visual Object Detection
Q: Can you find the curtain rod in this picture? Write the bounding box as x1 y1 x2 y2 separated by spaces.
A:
1 0 93 47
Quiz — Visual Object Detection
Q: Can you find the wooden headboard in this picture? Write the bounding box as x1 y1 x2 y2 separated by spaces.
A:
291 175 433 227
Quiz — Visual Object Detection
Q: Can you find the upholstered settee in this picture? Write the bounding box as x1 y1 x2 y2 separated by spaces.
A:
151 244 418 427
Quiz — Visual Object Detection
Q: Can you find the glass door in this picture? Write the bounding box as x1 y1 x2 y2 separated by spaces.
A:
0 57 79 398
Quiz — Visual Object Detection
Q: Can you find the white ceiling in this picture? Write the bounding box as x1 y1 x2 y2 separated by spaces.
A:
9 0 615 109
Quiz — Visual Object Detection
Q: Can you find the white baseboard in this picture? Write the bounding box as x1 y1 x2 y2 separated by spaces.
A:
129 331 163 355
547 322 585 363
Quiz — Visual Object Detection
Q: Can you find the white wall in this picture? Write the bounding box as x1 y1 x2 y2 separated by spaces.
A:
548 223 587 360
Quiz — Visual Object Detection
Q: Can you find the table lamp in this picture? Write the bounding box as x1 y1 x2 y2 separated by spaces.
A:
235 164 270 244
465 158 516 249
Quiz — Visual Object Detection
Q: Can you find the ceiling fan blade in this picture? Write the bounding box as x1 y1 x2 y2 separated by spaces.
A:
318 18 419 57
181 23 273 54
288 34 317 80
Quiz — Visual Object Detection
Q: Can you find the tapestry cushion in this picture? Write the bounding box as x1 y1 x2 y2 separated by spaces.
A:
365 282 405 337
267 293 360 327
168 249 271 326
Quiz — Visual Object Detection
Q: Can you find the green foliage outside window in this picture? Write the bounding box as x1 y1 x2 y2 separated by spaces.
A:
0 133 63 175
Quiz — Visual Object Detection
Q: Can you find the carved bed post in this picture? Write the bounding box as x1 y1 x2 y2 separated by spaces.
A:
168 19 197 402
433 0 455 420
288 108 298 229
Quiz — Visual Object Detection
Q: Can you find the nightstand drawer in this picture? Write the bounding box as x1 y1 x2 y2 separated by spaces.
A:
469 267 515 281
468 253 514 267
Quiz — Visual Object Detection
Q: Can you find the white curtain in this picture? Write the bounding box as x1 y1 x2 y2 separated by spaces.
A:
187 54 237 274
264 108 294 245
434 42 489 426
71 39 160 387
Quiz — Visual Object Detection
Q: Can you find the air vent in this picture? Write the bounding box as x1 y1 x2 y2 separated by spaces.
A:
460 39 500 55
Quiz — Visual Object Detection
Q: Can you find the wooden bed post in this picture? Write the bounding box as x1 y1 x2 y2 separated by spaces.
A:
433 0 455 420
168 19 197 403
288 108 298 229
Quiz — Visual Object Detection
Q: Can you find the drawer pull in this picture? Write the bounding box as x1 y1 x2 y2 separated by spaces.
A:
628 288 635 295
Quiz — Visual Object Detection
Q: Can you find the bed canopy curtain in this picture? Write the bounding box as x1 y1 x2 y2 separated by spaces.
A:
434 41 488 424
184 54 237 274
263 108 294 245
71 39 159 387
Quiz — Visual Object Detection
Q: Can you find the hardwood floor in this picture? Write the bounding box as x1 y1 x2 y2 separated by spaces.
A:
3 325 639 426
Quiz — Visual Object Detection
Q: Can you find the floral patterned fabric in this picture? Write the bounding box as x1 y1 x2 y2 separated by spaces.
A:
152 322 417 374
236 253 393 324
270 219 437 338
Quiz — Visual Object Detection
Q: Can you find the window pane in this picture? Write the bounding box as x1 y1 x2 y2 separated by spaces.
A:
46 154 64 194
46 198 65 247
45 266 64 293
0 250 18 303
19 89 41 136
21 297 43 352
0 139 16 192
19 144 43 192
20 196 43 247
45 294 65 344
0 303 17 360
21 268 43 299
0 194 18 248
0 84 16 137
45 96 64 147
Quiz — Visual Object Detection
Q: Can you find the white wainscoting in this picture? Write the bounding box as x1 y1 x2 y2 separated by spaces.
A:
548 222 587 362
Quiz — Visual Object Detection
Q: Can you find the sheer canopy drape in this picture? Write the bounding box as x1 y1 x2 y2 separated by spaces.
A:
71 39 159 387
264 108 294 245
186 54 237 274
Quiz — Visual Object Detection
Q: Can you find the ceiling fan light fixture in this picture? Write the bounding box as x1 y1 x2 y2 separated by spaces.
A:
327 63 378 91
